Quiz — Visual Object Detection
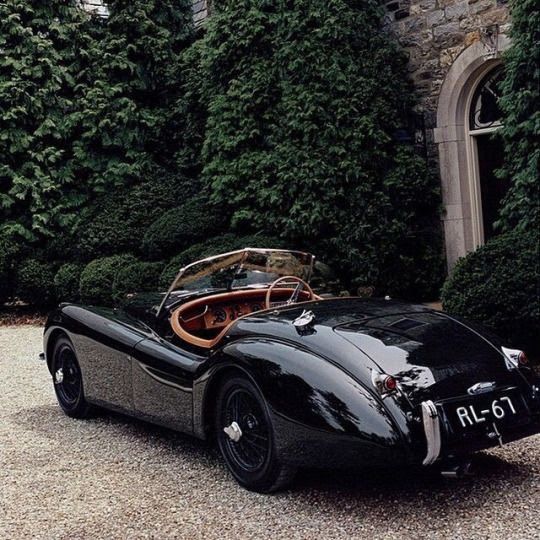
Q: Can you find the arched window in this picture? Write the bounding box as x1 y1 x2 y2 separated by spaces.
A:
466 65 508 243
469 67 504 132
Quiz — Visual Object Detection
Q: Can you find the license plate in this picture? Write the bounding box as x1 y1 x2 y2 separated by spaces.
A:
446 392 523 432
455 396 517 428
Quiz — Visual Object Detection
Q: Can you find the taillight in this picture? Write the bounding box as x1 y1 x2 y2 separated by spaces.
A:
382 375 397 392
371 369 398 397
518 351 529 366
502 346 531 371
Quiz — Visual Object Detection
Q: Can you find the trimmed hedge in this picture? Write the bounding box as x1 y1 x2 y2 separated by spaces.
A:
15 259 56 308
0 231 23 305
159 234 284 288
442 230 540 356
112 262 164 304
141 197 225 260
74 175 190 260
54 263 84 303
80 254 137 306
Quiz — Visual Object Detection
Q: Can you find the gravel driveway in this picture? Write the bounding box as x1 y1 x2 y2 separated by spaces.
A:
1 325 539 540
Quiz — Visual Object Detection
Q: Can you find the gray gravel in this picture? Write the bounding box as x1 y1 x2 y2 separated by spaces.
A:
1 325 539 540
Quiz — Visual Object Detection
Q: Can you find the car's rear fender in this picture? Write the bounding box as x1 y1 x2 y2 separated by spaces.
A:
197 338 416 468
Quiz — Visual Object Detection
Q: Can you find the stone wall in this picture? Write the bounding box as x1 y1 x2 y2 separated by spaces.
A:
193 0 209 27
384 0 510 157
79 0 108 17
79 1 207 25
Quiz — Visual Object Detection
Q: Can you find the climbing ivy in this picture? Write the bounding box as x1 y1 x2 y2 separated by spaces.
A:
0 0 94 237
200 0 443 298
0 0 195 240
497 0 540 232
70 0 195 194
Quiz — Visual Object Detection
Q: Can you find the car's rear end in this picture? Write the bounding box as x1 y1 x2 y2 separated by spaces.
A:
335 309 540 466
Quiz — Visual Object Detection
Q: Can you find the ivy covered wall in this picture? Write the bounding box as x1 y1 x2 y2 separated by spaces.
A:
8 0 539 311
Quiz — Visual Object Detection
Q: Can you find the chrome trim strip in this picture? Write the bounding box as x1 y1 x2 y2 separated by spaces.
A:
421 400 441 466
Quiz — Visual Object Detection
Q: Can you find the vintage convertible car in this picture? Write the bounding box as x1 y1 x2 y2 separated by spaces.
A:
43 248 540 492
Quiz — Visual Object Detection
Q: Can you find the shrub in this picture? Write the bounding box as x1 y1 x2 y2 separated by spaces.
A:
15 259 56 307
159 233 284 288
200 0 443 300
0 230 25 305
74 175 190 260
441 230 540 356
80 254 137 306
54 263 84 303
141 197 225 260
112 262 164 304
497 0 540 233
71 0 195 189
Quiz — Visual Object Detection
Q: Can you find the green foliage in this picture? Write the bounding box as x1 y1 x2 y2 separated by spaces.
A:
159 233 285 288
74 175 190 260
171 39 208 181
0 0 446 306
54 263 84 303
79 254 136 306
70 0 195 194
112 261 164 303
442 230 540 356
200 0 443 299
497 0 540 232
0 0 195 242
0 230 25 304
141 197 225 260
15 259 56 307
0 1 94 236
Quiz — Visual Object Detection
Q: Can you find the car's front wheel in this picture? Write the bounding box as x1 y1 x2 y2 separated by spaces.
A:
51 336 92 418
215 376 296 493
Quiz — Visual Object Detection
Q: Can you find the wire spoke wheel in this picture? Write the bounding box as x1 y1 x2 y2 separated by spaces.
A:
51 336 92 419
55 347 82 406
216 376 296 492
223 388 270 472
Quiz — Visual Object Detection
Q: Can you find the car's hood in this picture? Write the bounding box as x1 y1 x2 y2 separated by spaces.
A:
230 297 519 404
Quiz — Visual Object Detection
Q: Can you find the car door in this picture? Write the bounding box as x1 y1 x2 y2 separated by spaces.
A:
131 336 205 434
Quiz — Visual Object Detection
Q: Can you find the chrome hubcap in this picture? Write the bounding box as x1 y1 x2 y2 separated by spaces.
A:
54 368 64 384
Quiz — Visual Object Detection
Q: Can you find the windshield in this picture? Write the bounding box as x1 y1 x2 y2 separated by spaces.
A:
159 248 315 313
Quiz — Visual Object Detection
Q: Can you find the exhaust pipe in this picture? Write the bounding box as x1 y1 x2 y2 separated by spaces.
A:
440 459 473 479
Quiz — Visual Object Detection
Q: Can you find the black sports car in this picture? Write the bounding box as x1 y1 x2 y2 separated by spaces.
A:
43 248 540 492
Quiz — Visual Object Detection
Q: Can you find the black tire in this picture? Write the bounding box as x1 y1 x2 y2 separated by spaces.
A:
215 376 296 493
51 336 92 418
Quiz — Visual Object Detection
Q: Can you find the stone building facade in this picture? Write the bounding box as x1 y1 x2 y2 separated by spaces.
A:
81 0 512 270
384 0 511 268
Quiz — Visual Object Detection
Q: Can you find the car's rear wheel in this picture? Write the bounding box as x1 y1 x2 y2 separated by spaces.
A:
215 376 296 493
51 336 92 418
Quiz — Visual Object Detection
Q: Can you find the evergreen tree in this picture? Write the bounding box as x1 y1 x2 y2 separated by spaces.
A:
70 0 195 195
201 0 443 298
497 0 539 232
0 0 195 243
0 0 93 237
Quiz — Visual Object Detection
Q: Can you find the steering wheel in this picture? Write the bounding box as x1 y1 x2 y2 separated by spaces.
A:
265 276 315 309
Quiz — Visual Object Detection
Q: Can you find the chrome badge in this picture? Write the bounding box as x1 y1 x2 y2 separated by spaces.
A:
467 381 496 395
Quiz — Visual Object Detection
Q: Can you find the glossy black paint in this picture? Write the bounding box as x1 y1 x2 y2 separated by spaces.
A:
44 294 540 471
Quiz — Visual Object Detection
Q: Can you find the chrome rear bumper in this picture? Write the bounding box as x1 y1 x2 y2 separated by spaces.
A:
421 400 441 466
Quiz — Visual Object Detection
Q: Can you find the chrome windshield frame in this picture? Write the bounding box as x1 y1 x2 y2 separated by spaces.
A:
157 248 315 318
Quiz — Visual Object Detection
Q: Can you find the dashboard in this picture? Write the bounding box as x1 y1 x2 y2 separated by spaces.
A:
171 287 317 348
204 302 264 329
